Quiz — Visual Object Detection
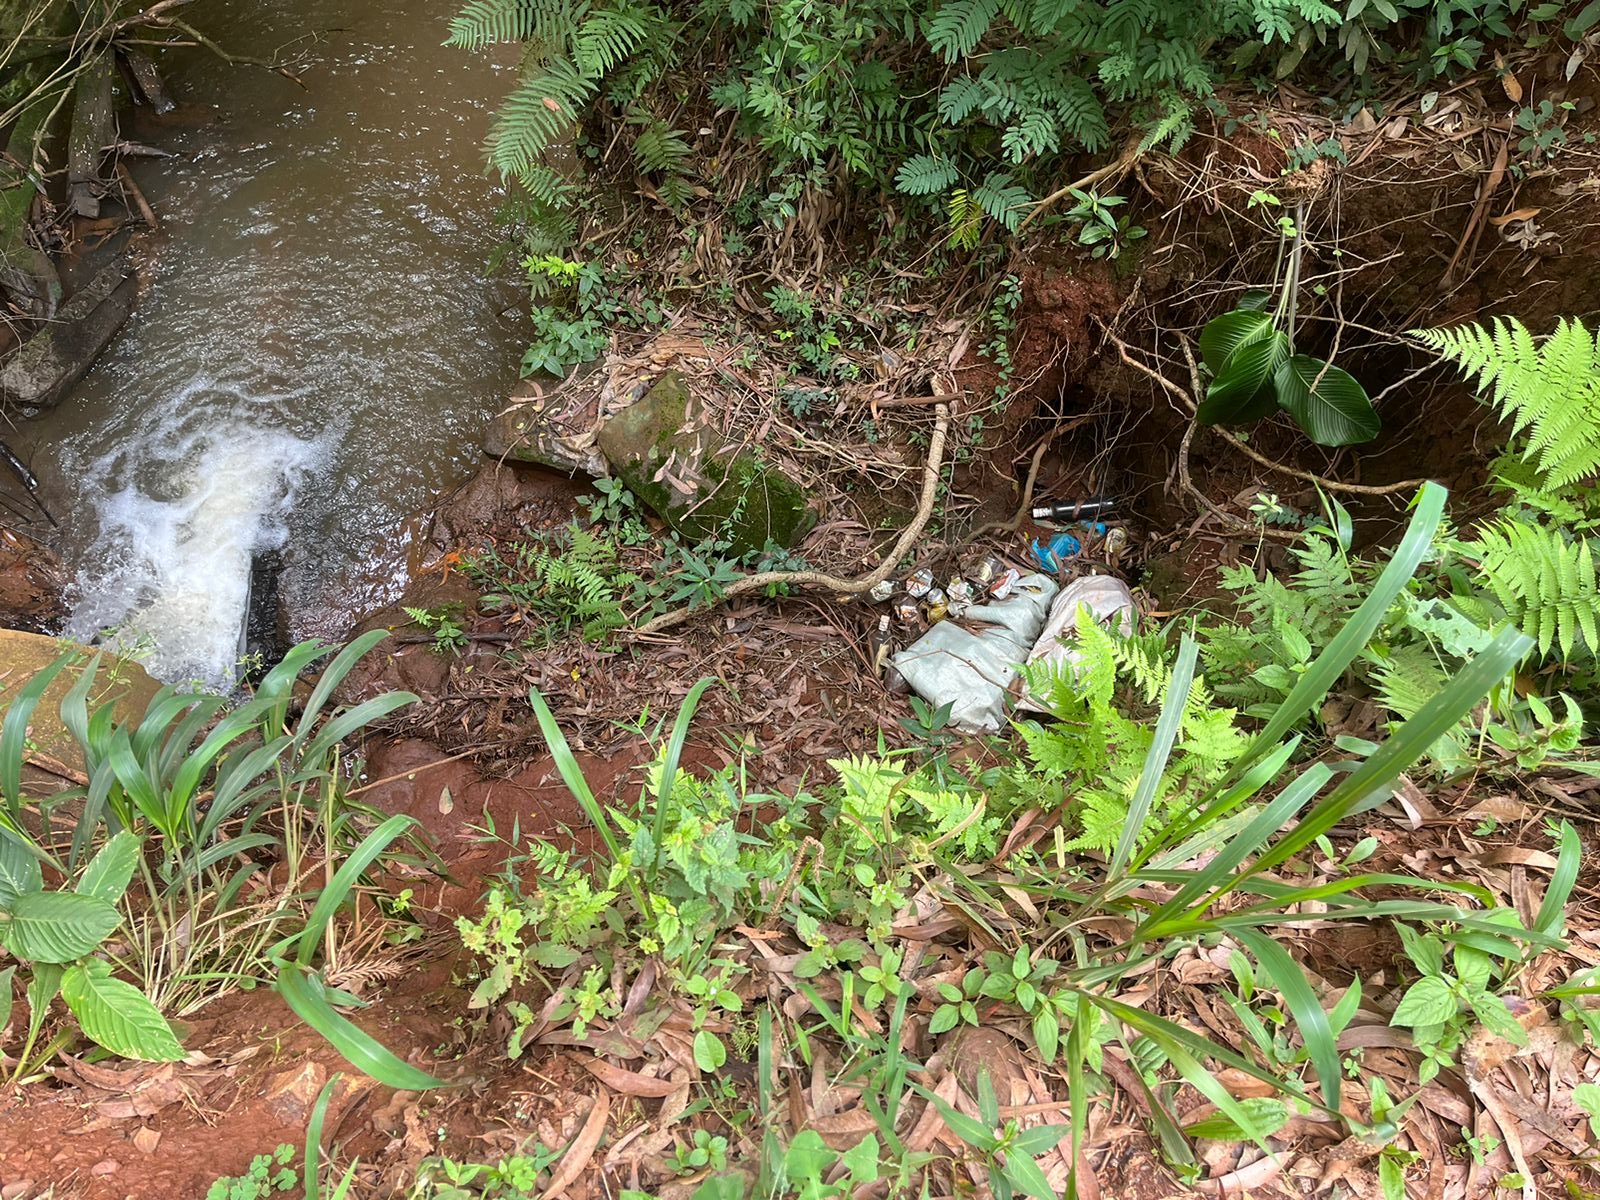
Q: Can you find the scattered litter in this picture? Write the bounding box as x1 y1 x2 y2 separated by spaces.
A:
868 578 896 603
890 573 1058 732
988 567 1021 600
904 567 934 598
971 554 1004 589
867 614 893 676
1019 575 1137 712
1031 496 1116 522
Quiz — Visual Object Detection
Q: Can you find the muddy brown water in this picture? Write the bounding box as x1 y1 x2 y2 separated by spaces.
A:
19 0 524 689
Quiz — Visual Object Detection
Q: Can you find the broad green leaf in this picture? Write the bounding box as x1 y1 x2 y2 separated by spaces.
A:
75 832 140 905
693 1029 727 1071
1199 309 1273 374
274 964 444 1089
61 959 183 1061
0 832 43 908
1391 976 1458 1027
1198 331 1289 425
1467 989 1528 1046
0 964 13 1031
0 891 119 962
1274 355 1380 446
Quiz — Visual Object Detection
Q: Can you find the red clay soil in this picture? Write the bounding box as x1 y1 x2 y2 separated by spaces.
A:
0 736 672 1200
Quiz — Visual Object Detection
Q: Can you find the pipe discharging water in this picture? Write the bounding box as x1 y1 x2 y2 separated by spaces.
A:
22 0 525 690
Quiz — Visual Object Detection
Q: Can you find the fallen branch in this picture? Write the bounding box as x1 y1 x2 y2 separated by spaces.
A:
1016 137 1143 235
632 403 951 638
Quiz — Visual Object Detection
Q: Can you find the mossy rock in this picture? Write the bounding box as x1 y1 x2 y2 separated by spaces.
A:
596 371 815 556
0 630 162 792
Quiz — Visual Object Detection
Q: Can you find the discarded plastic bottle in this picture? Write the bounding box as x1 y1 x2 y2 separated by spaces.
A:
1032 496 1116 522
868 614 893 676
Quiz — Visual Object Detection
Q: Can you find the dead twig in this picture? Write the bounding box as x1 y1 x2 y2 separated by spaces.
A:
1017 137 1144 235
632 403 951 638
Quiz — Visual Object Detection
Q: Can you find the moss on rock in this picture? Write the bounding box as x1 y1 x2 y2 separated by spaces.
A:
596 371 815 556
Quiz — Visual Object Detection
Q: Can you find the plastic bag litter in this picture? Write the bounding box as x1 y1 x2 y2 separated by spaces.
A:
889 573 1058 733
1019 575 1137 712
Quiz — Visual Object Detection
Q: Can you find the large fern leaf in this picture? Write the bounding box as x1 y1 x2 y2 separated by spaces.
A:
1471 518 1600 660
1414 317 1600 489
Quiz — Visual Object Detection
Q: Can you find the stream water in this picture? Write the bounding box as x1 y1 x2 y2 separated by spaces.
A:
21 0 524 689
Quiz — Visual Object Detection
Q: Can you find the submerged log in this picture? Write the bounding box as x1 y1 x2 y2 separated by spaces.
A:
0 255 137 410
120 47 176 114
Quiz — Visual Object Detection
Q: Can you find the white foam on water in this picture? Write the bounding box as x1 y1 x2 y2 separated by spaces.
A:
62 384 327 691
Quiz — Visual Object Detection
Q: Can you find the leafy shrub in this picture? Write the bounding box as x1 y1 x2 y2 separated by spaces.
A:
450 0 1560 246
0 635 440 1086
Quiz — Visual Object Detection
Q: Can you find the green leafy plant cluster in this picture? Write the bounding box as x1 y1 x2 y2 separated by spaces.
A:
519 252 664 377
472 524 641 647
0 635 440 1088
1199 315 1600 772
205 1145 296 1200
449 487 1583 1194
449 0 1559 250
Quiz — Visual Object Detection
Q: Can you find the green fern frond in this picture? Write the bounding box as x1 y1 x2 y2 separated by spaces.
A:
486 56 597 180
1413 317 1600 490
1472 518 1600 660
448 0 537 50
895 154 961 196
573 6 649 75
926 0 1003 61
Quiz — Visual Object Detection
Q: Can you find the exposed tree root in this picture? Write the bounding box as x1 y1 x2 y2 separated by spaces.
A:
631 403 951 638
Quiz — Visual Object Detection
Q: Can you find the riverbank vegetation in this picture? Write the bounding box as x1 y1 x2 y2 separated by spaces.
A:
3 0 1600 1197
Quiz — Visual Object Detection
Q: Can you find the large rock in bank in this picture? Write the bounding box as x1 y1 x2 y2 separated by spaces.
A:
595 371 814 556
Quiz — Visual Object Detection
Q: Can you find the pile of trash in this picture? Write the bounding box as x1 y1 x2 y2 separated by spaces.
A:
866 500 1137 733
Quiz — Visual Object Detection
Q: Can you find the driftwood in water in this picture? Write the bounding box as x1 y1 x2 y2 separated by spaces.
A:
120 47 176 114
0 255 137 410
67 53 117 219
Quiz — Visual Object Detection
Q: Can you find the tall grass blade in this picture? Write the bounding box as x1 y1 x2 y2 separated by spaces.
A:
1110 634 1195 879
1235 481 1447 772
290 813 419 967
2 652 74 816
275 966 443 1089
528 686 626 865
1233 928 1341 1109
649 676 715 882
305 1072 342 1197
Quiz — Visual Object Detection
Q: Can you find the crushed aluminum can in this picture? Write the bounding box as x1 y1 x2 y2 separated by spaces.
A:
988 567 1021 600
893 599 921 626
904 567 935 599
868 578 896 603
970 555 1005 589
926 600 949 623
1104 527 1129 557
947 598 972 619
948 578 976 606
926 587 947 608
